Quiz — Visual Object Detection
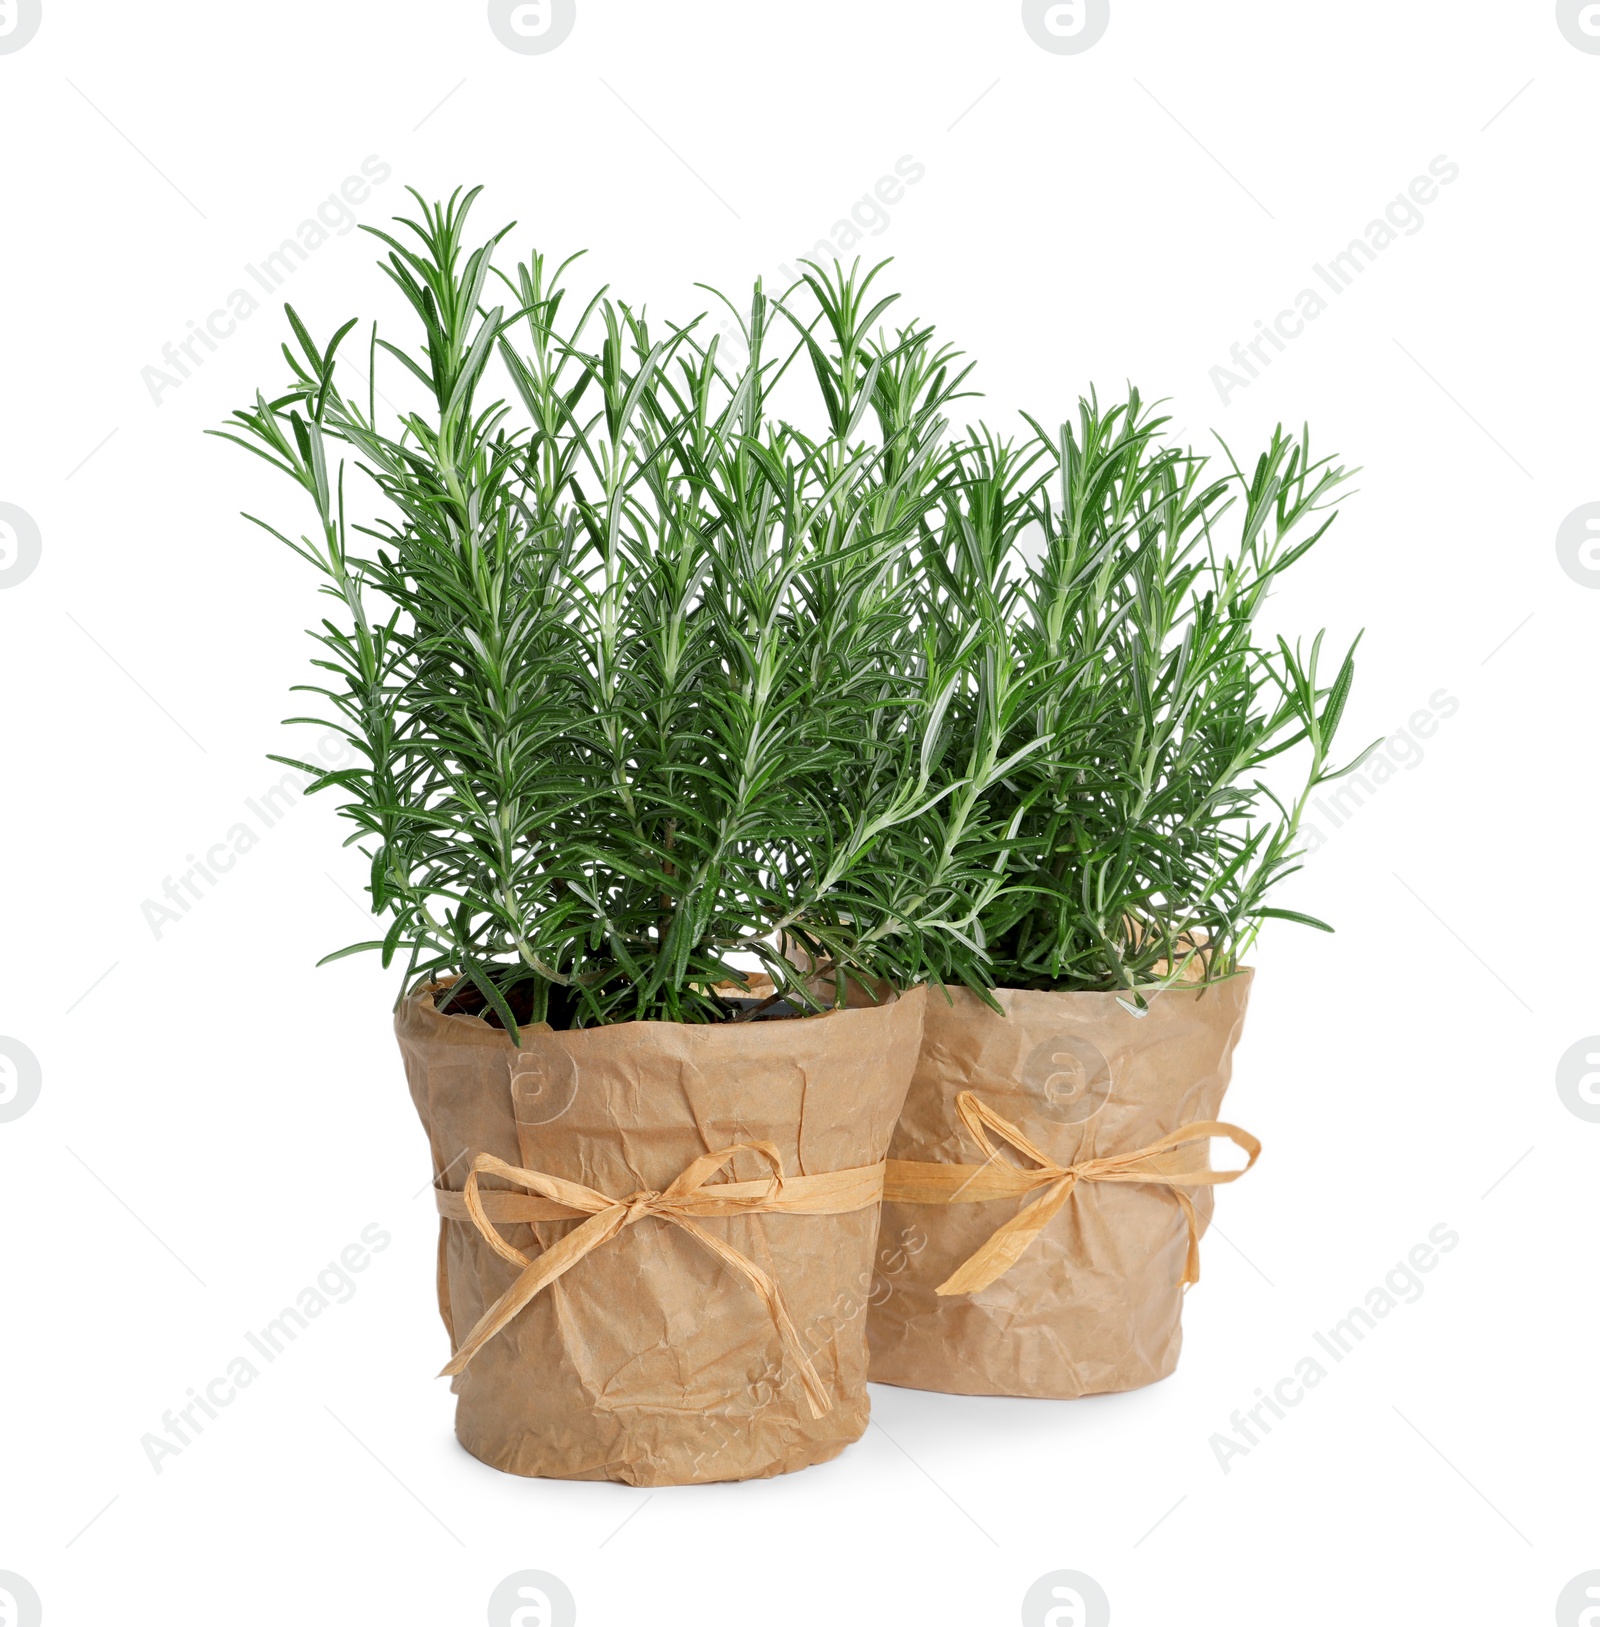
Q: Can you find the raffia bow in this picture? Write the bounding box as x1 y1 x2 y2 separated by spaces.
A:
882 1091 1260 1296
434 1143 887 1417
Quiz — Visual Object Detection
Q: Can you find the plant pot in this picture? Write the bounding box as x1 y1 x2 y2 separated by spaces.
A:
866 973 1256 1398
397 980 925 1484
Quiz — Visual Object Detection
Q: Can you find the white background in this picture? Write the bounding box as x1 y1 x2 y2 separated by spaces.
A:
2 2 1596 1623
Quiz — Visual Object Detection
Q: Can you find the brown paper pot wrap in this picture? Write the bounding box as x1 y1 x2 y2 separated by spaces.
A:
867 972 1255 1399
397 980 925 1485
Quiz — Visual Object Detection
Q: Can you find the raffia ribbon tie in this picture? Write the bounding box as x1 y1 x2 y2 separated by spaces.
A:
883 1091 1260 1297
434 1143 887 1418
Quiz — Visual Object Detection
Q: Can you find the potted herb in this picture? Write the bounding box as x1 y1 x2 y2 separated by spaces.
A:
216 192 1017 1482
868 394 1370 1398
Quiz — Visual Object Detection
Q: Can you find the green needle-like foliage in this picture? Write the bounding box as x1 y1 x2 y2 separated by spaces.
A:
215 189 1019 1032
218 186 1368 1033
927 392 1373 1004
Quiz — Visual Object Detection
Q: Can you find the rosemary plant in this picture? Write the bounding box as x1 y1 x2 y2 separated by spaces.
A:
215 190 1019 1031
925 392 1371 1002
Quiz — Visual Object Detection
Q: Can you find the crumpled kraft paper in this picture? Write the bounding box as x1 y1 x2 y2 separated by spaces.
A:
866 973 1252 1398
396 980 925 1484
